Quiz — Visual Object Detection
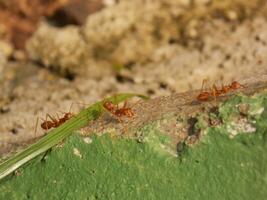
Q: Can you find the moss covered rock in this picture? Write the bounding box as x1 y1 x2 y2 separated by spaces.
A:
0 94 267 199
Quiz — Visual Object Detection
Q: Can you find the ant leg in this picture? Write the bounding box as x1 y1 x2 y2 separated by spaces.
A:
109 111 123 123
67 102 85 110
122 124 130 134
58 110 66 117
129 99 140 110
44 114 49 130
128 100 139 119
109 112 122 123
68 102 74 113
47 113 57 123
56 113 60 120
40 117 45 124
34 117 39 138
70 101 91 115
47 113 59 127
212 84 219 95
211 87 217 103
114 94 119 110
122 100 128 108
201 79 208 91
62 102 76 116
220 82 225 93
116 116 123 123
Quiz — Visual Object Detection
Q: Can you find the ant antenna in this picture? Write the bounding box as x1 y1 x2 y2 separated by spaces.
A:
68 102 74 113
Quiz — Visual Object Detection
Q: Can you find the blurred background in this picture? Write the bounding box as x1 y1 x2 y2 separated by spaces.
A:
0 0 267 154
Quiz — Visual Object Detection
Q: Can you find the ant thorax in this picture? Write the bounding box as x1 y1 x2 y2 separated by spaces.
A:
103 100 135 120
197 80 244 102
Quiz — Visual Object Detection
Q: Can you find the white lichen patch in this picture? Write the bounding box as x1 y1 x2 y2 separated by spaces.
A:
249 107 264 116
226 118 256 138
159 144 178 157
237 101 264 117
83 137 93 144
73 148 82 159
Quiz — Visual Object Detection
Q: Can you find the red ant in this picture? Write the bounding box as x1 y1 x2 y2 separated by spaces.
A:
40 112 73 130
197 79 244 101
35 104 74 136
103 99 134 122
220 81 244 94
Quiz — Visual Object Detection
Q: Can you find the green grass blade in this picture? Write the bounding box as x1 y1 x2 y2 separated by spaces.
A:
0 93 148 180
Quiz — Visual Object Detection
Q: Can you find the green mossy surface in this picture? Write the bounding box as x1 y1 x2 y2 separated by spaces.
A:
0 94 267 200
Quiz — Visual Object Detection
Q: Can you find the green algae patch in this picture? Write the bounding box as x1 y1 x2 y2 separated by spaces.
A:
217 94 267 138
0 131 266 199
0 93 267 199
136 123 177 157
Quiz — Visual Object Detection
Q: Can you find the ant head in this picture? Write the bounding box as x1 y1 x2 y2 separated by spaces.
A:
231 81 243 89
64 112 73 119
103 101 116 110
